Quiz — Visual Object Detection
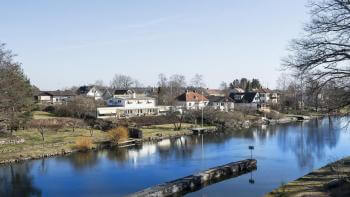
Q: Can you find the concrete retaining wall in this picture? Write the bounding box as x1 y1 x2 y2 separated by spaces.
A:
128 159 257 197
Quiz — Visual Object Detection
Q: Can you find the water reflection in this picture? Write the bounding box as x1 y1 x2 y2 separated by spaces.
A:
0 163 42 197
1 116 347 197
55 117 344 171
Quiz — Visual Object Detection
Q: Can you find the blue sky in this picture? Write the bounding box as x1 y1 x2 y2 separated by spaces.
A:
1 0 308 90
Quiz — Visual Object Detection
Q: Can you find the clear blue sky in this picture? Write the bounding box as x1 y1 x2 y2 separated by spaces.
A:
1 0 308 90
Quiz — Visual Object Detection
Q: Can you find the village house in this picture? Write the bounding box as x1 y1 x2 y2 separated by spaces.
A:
229 92 261 111
176 90 209 110
76 85 104 100
208 96 235 111
258 88 278 104
35 90 76 104
97 89 158 118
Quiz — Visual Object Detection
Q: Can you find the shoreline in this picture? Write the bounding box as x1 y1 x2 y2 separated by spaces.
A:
0 114 316 166
265 156 350 197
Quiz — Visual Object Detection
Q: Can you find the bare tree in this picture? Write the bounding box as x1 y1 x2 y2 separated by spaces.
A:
110 74 134 89
190 73 205 88
283 0 350 111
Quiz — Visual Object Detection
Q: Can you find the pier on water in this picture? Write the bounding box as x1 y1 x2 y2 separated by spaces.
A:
128 159 257 197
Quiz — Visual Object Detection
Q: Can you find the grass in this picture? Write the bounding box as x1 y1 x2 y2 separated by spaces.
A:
265 156 350 197
32 111 56 119
141 123 216 139
0 128 110 163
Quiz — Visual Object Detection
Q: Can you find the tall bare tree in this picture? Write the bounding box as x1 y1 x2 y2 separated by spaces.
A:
190 73 205 88
110 74 134 89
283 0 350 111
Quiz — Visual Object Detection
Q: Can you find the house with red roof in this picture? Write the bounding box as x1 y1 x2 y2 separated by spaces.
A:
175 90 209 110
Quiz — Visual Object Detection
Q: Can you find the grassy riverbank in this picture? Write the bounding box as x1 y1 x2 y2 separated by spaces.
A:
265 157 350 197
141 123 216 139
0 128 110 164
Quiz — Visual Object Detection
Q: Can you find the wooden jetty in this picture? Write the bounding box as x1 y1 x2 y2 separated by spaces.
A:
286 115 311 121
128 159 257 197
117 139 142 148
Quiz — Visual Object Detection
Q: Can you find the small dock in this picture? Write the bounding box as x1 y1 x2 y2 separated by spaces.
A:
117 139 142 148
286 115 311 121
128 159 257 197
191 127 216 135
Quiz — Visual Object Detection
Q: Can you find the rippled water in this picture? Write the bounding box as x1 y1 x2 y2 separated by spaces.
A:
1 116 349 197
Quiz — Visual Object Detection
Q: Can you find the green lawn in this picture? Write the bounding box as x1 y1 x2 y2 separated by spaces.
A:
0 128 110 163
32 111 56 119
141 123 216 138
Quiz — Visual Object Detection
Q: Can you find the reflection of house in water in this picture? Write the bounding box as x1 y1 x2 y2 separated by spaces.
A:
127 143 157 167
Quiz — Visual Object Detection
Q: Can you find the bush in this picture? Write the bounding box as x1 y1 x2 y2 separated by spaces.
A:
265 110 283 120
75 137 92 151
43 105 56 113
108 126 129 143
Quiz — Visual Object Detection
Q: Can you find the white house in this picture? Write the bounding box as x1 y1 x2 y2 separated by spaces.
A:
208 96 235 111
35 90 76 104
258 88 278 104
77 85 103 100
230 92 261 111
175 90 209 110
97 90 158 118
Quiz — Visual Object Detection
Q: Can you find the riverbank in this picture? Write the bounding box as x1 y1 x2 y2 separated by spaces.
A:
0 111 316 165
265 156 350 197
0 128 110 165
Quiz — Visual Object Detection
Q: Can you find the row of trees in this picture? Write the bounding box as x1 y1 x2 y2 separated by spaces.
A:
229 78 262 91
279 0 350 113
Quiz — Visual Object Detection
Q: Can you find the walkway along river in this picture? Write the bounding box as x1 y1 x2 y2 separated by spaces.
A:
0 116 349 197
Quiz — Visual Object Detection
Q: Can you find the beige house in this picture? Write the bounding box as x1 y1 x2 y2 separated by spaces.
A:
35 90 76 104
176 90 209 110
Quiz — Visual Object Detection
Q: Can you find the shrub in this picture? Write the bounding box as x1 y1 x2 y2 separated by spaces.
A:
108 126 129 143
265 110 283 120
43 105 56 113
75 137 92 151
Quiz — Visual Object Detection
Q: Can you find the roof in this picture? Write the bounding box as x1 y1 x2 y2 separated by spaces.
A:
208 96 234 103
206 89 224 95
77 85 94 95
114 96 155 101
231 87 245 93
242 92 259 103
114 89 134 95
176 91 208 102
257 88 273 94
229 92 259 103
39 90 76 97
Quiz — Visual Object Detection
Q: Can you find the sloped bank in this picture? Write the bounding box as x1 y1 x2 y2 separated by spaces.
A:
128 159 257 197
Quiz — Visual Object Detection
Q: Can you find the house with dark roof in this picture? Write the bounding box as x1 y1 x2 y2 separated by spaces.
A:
208 96 234 111
175 90 209 110
229 92 261 111
76 85 103 100
35 90 76 104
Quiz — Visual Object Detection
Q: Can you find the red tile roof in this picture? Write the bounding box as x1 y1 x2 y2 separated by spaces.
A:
176 91 208 102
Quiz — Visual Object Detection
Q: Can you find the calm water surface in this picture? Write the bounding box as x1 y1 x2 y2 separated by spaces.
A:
1 117 350 197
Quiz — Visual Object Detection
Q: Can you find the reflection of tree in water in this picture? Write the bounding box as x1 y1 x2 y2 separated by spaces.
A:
0 163 42 197
274 117 341 169
106 147 129 165
59 151 99 171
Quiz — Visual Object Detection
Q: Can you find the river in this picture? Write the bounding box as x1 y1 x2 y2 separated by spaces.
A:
0 116 349 197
